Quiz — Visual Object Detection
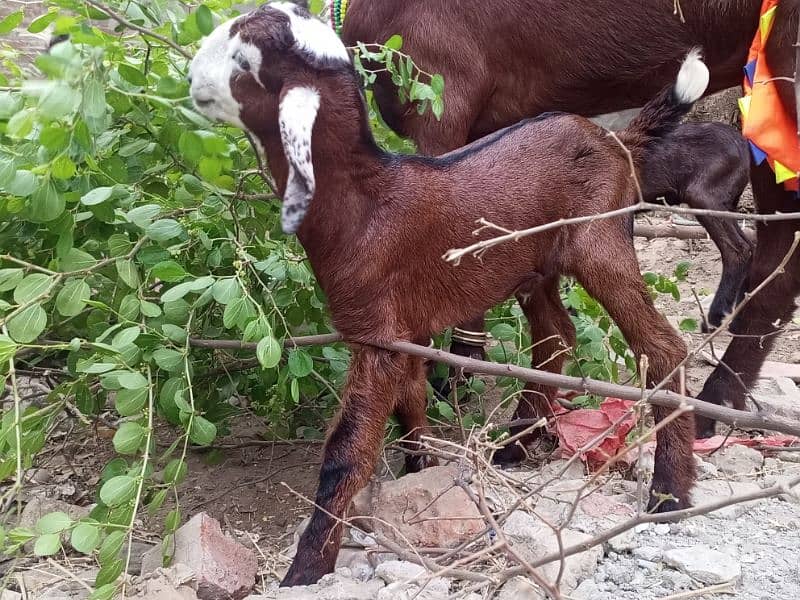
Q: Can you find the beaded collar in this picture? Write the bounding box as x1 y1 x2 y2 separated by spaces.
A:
329 0 349 35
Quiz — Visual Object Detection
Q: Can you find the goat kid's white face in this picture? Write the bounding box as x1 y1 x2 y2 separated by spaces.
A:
188 3 349 233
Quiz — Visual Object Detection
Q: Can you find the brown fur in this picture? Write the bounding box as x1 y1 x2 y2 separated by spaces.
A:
220 6 706 586
342 0 799 439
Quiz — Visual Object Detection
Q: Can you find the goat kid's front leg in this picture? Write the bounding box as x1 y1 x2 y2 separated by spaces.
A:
281 347 402 587
573 240 694 512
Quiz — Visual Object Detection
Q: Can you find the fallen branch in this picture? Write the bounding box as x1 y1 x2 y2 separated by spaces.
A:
188 336 800 438
632 222 755 242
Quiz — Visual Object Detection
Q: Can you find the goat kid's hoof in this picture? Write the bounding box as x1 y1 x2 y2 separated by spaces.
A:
646 489 689 516
280 564 328 588
492 444 526 468
404 454 439 474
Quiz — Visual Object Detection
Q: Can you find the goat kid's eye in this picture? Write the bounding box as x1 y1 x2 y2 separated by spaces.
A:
232 50 251 71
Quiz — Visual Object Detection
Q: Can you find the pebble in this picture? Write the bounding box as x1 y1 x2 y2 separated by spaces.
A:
663 546 742 584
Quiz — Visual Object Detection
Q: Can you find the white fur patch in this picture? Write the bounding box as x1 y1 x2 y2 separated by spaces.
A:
272 2 350 63
189 19 263 125
674 48 709 104
279 86 321 234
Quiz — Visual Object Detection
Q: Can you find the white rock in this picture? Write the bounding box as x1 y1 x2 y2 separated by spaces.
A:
275 573 384 600
663 546 742 584
572 579 601 600
691 480 762 519
606 529 637 553
707 445 763 478
496 576 545 600
695 454 719 480
374 560 426 584
633 546 663 562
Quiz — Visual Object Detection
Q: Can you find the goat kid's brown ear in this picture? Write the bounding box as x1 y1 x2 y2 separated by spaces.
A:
279 85 320 234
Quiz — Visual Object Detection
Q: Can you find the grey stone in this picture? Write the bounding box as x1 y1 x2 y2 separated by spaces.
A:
663 546 742 584
606 529 637 553
632 546 662 562
496 576 545 600
694 455 719 480
749 377 800 424
18 498 91 552
691 480 762 519
373 561 449 600
336 548 374 581
572 579 601 600
275 573 384 600
707 444 764 479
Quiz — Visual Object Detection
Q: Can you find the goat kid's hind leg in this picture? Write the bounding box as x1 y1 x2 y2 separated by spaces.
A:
395 354 438 474
493 275 575 466
281 347 402 587
572 240 693 512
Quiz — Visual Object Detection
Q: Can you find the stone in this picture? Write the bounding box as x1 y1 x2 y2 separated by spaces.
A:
707 444 764 479
605 529 637 553
502 511 603 594
140 513 257 600
1 592 21 600
496 576 545 600
130 565 199 600
663 546 742 584
18 498 91 552
572 579 601 600
335 547 374 581
694 454 719 480
653 523 670 536
691 480 762 519
350 466 484 549
374 560 425 583
274 573 384 600
748 377 800 423
632 546 662 562
373 561 449 600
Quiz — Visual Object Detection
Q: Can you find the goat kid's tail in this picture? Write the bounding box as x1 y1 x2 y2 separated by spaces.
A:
619 49 710 155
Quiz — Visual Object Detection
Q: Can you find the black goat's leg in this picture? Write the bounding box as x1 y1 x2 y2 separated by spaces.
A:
696 163 800 438
430 314 488 397
282 347 402 587
493 275 574 466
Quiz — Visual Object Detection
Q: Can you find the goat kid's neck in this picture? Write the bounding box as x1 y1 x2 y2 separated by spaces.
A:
252 73 389 270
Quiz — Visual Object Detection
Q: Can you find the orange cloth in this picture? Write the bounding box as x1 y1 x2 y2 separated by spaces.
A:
741 0 799 191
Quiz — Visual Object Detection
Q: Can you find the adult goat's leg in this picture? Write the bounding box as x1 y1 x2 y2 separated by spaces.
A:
572 235 693 511
282 347 402 587
493 275 575 466
395 354 438 473
696 163 800 437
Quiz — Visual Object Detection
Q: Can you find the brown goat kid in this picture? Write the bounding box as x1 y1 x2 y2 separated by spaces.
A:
189 4 709 586
343 0 800 439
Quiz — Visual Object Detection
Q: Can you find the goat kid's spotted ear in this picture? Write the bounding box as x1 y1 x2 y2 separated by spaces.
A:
279 86 320 234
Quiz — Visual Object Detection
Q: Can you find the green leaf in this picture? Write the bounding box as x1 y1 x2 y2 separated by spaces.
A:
89 584 117 600
28 11 59 34
83 79 106 119
287 349 313 378
0 268 24 292
98 530 126 564
112 326 141 348
38 83 80 119
116 259 141 289
222 296 254 330
679 318 698 332
118 64 147 87
115 387 147 417
256 335 282 369
140 300 162 317
189 416 216 446
8 304 47 344
152 348 184 372
163 459 187 485
71 522 101 555
118 370 148 390
146 219 184 243
56 278 90 317
490 323 517 342
161 324 187 344
0 335 18 364
28 179 64 222
95 558 124 587
113 422 146 454
36 511 72 534
436 401 455 422
164 508 180 532
196 5 214 35
99 475 137 507
212 278 240 305
384 34 403 50
0 11 23 35
151 261 187 283
161 277 213 303
81 186 114 206
34 533 62 557
61 248 97 271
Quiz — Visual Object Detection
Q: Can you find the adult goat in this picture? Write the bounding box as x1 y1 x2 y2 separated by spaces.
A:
340 0 799 442
188 3 709 585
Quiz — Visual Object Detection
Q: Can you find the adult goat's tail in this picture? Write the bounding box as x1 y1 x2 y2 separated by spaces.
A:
619 49 710 155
